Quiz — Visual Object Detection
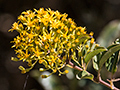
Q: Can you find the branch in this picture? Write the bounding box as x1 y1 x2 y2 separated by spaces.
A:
99 77 119 90
68 61 119 90
68 61 83 71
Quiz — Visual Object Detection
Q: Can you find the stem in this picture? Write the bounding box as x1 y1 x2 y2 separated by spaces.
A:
99 77 119 90
68 61 119 90
68 61 83 71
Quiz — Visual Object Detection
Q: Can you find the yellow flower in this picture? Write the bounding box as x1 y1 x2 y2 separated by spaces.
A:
36 26 40 30
67 43 71 47
69 28 73 31
63 34 67 38
90 38 95 44
41 37 46 42
95 44 99 47
57 29 61 33
59 50 62 54
21 70 26 74
81 27 86 33
71 24 76 29
77 31 80 35
54 37 58 42
12 22 18 30
9 7 95 78
27 21 33 27
85 45 89 48
18 15 26 21
53 69 57 73
51 48 54 52
58 59 61 63
39 59 44 64
70 35 75 39
64 70 69 74
83 31 86 34
46 34 51 39
89 32 94 36
19 23 23 28
75 39 79 43
72 44 76 47
28 12 35 18
35 41 39 45
64 26 68 31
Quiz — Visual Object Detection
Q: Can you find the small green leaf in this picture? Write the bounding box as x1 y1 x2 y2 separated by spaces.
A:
84 48 107 64
76 70 94 80
99 44 120 69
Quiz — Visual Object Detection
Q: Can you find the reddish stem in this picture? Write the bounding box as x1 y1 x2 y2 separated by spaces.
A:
68 61 119 90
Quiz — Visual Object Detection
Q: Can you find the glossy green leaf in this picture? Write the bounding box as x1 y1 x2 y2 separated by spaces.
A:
76 70 94 80
99 44 120 69
84 48 107 64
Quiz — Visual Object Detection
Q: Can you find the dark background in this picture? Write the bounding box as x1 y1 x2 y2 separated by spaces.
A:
0 0 120 90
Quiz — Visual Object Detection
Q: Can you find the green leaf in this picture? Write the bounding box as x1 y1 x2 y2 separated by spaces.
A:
82 46 87 56
76 70 94 80
99 44 120 69
105 51 119 74
93 53 102 71
84 48 107 64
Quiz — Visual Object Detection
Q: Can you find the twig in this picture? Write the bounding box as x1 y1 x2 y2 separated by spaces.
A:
68 61 120 90
99 77 119 90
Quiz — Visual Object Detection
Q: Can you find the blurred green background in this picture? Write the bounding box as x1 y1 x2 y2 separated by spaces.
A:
0 0 120 90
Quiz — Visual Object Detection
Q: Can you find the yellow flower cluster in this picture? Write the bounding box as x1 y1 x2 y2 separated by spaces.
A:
9 8 94 78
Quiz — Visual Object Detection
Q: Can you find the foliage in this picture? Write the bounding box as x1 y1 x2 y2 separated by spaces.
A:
9 8 120 90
